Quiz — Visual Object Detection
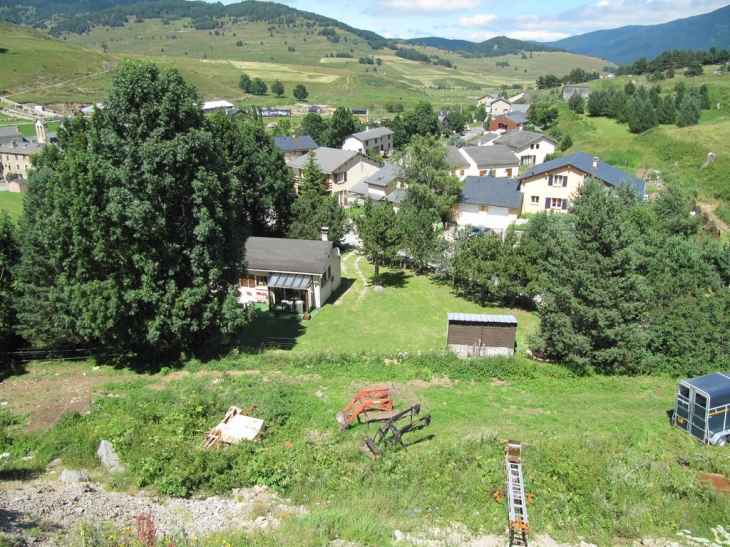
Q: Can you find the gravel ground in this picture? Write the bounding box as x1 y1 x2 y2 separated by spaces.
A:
0 470 305 546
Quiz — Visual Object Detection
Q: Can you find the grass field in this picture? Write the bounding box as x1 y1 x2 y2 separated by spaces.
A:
0 192 24 221
241 253 539 354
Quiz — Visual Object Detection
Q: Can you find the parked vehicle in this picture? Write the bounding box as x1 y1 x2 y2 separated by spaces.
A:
672 372 730 446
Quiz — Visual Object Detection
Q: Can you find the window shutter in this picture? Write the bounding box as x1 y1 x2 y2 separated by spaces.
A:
562 199 568 210
545 197 551 209
562 176 568 187
548 174 553 186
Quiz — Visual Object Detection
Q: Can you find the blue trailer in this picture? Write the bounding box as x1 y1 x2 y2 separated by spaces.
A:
672 372 730 446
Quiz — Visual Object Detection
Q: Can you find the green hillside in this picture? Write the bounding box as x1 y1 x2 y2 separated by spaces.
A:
0 17 609 109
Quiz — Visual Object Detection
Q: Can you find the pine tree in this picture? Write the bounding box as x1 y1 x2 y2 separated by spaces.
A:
657 95 677 124
355 198 398 286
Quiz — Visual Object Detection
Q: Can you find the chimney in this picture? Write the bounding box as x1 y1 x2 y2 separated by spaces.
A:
593 157 599 169
321 227 329 241
10 141 15 149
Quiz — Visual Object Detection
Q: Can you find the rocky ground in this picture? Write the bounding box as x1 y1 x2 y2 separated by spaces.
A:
0 468 304 546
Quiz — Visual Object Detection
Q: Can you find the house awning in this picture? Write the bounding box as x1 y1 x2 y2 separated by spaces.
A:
268 273 312 290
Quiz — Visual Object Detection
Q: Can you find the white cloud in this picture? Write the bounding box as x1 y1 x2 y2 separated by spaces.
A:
467 31 499 42
507 30 572 42
376 0 483 15
457 14 498 28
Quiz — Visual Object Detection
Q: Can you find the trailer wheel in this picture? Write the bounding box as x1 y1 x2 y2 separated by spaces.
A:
716 436 727 447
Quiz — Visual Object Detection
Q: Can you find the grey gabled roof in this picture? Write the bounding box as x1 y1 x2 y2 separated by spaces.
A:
287 147 361 174
492 130 556 151
461 145 519 167
448 313 518 325
0 127 22 138
459 176 523 208
245 236 333 275
371 188 407 204
0 141 46 156
494 111 529 125
510 103 531 114
447 146 470 168
364 162 400 188
274 135 318 152
348 126 393 142
520 151 646 197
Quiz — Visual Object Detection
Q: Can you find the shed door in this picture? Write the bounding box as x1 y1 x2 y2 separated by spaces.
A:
674 384 691 434
690 392 709 441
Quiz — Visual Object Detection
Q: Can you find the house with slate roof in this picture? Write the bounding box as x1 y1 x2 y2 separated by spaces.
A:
342 127 394 157
488 112 529 132
489 130 556 166
347 162 407 209
0 126 23 146
274 135 318 162
287 147 383 206
519 151 646 215
452 176 523 230
238 234 341 313
0 120 53 191
447 145 520 180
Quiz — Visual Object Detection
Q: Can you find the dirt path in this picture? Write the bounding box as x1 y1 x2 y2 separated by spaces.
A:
697 201 730 234
336 252 370 310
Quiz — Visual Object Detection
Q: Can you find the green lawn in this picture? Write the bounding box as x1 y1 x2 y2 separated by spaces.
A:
0 191 24 221
240 252 539 354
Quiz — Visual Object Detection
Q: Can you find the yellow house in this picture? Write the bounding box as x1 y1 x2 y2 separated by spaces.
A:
519 151 645 214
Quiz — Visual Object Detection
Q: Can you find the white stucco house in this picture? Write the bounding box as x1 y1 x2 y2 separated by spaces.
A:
342 127 394 156
447 145 520 180
489 130 557 167
238 235 342 313
452 176 523 230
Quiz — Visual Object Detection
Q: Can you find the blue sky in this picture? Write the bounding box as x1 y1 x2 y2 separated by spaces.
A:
231 0 729 43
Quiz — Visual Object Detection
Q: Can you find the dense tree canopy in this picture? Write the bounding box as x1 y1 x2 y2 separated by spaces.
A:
355 198 398 285
14 60 250 358
0 212 21 357
293 84 309 101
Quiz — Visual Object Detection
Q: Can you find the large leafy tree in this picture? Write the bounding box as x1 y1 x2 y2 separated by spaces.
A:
293 84 309 101
322 106 362 148
355 198 398 285
298 113 326 145
15 60 249 357
271 79 285 98
401 101 440 141
208 114 295 237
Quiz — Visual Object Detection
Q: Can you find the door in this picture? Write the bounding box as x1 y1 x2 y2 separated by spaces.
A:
690 391 709 441
674 384 691 433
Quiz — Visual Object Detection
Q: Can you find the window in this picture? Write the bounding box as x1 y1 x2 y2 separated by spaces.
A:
531 195 539 204
548 174 568 187
545 197 568 209
521 156 534 166
459 170 465 176
255 275 268 286
529 143 540 149
335 172 347 184
479 170 486 176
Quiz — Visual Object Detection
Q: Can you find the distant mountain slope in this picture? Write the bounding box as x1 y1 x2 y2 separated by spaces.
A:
404 36 563 58
0 0 180 27
547 4 730 65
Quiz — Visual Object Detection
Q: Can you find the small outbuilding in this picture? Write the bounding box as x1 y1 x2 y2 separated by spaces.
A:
447 313 518 358
672 372 730 446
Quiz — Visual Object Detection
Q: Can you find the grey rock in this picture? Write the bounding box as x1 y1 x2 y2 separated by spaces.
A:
97 440 123 472
60 469 89 483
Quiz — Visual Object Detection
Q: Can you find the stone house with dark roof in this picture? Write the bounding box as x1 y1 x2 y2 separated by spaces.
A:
0 126 23 146
274 135 318 161
452 176 523 230
519 151 645 215
238 235 341 313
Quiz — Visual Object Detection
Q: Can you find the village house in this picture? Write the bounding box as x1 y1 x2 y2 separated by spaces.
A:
0 126 23 146
447 145 520 180
238 233 341 314
451 176 522 230
341 127 394 156
519 151 646 215
286 147 383 206
201 100 235 115
488 112 529 133
489 130 557 166
274 135 318 162
0 119 52 191
487 98 511 117
349 162 407 208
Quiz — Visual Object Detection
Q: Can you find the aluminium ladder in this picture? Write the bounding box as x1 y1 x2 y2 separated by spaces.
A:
505 440 530 547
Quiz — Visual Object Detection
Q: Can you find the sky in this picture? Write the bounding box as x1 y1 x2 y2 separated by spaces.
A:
233 0 729 43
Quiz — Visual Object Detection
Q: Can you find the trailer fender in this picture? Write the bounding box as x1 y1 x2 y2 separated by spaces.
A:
709 432 728 447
